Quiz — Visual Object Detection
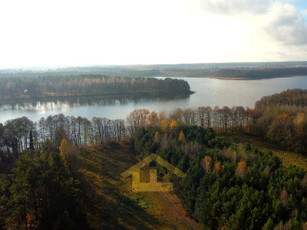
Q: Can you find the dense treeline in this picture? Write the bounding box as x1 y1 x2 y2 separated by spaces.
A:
0 75 191 102
0 147 89 229
0 88 306 174
252 89 307 153
0 106 250 163
127 89 307 154
124 97 307 154
133 124 307 229
0 114 126 173
162 67 307 79
2 62 307 80
214 67 307 79
1 112 306 229
255 89 307 108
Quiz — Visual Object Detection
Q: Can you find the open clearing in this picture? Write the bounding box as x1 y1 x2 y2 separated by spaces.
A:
226 134 307 171
75 142 199 230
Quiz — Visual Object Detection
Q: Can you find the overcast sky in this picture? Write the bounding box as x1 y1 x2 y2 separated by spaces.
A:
0 0 307 68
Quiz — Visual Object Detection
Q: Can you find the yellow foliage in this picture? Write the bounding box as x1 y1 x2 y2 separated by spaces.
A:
178 131 186 142
202 156 212 173
169 120 178 129
277 113 289 120
294 113 305 126
160 119 169 132
214 162 222 175
60 138 72 166
154 131 160 141
235 161 247 177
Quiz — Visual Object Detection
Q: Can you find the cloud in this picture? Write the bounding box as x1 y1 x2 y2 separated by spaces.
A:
196 0 307 45
199 0 272 14
265 3 307 45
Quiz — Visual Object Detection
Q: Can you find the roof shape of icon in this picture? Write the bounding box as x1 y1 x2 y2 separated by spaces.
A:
121 154 186 178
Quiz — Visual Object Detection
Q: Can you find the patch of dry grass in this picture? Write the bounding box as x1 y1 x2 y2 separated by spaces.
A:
75 142 198 229
225 134 307 171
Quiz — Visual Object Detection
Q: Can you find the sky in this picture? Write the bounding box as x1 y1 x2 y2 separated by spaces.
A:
0 0 307 68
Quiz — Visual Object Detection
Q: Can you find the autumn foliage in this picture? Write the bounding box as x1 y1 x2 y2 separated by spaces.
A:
178 131 186 142
169 120 178 129
214 162 222 175
201 156 212 173
160 120 169 132
235 161 247 177
60 138 73 166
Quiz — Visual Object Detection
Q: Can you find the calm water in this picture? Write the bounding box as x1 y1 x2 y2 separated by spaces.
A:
0 76 307 123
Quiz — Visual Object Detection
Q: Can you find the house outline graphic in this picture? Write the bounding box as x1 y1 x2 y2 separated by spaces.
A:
121 154 186 192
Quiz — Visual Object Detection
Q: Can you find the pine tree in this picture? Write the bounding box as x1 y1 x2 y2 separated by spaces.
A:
29 130 34 150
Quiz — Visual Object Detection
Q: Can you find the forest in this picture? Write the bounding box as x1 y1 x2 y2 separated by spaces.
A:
2 62 307 80
1 89 304 155
0 89 307 229
133 124 307 229
0 75 191 102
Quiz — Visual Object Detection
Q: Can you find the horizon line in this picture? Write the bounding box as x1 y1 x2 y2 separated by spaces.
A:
1 60 307 71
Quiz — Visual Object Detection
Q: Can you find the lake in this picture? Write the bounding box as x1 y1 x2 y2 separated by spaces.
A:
0 76 307 123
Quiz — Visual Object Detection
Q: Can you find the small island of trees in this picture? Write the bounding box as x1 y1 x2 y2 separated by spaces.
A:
0 75 192 103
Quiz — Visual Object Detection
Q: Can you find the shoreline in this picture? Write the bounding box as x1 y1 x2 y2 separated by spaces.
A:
161 74 307 81
207 74 307 81
0 90 194 106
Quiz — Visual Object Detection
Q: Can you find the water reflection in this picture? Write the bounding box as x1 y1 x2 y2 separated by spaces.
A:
0 94 190 112
0 76 307 123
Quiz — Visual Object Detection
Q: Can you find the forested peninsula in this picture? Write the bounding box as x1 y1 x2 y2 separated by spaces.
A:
0 75 192 102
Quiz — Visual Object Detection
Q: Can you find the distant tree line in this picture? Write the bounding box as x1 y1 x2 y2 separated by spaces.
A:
255 89 307 108
215 67 307 79
0 75 191 102
163 67 307 79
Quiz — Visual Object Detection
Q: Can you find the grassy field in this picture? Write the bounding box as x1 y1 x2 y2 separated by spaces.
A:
225 134 307 171
75 142 199 230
